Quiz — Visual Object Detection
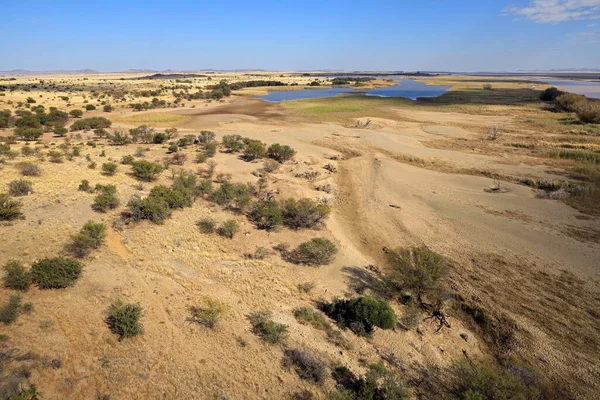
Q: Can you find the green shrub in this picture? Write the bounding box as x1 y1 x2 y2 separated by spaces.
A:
450 360 542 400
69 109 83 118
540 87 563 101
243 139 267 161
197 218 216 233
108 131 131 145
130 160 164 181
54 127 68 137
188 299 227 329
323 296 398 336
0 295 22 325
281 198 330 229
222 134 244 152
78 180 92 192
195 151 209 163
331 364 409 400
555 93 584 112
47 150 64 163
267 143 296 163
285 237 337 266
248 310 288 344
572 100 600 124
101 162 118 176
0 193 23 221
127 195 171 224
204 141 217 157
283 348 327 383
8 179 33 196
120 155 135 165
248 200 282 230
210 181 252 211
198 130 216 144
16 162 41 177
385 246 448 303
85 104 96 111
92 185 119 212
2 261 30 291
217 219 239 239
70 116 111 131
30 257 83 289
65 221 107 258
106 299 144 340
148 185 189 209
103 104 113 112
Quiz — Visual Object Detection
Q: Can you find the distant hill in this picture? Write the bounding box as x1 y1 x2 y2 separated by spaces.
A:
0 69 99 76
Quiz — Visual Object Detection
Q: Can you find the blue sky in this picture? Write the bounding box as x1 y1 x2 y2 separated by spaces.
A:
1 0 599 71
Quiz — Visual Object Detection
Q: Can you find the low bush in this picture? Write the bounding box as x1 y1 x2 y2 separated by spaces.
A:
210 181 252 211
331 363 409 400
267 143 296 163
248 310 288 344
222 134 245 152
263 159 280 173
217 219 239 239
65 221 107 258
385 246 448 303
120 155 135 165
8 179 33 196
188 299 227 329
2 260 31 291
204 141 217 157
197 218 216 233
0 295 22 325
0 193 23 221
130 160 163 181
127 195 171 224
285 237 337 266
243 139 267 161
101 162 118 176
281 198 330 229
92 184 119 212
572 100 600 124
47 150 64 163
323 296 398 336
198 130 216 144
248 200 282 230
282 348 328 383
540 87 563 101
30 257 83 289
78 179 92 192
16 162 41 176
106 299 144 340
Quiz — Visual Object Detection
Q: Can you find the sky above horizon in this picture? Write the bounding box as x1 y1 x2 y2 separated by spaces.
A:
1 0 599 72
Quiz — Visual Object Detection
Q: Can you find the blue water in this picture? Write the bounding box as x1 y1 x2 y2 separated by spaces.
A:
257 79 450 102
536 79 600 99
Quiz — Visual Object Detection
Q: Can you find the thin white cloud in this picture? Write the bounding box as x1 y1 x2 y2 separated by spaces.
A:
503 0 600 23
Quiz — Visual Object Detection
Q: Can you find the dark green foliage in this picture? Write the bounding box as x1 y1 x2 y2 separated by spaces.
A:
285 237 337 266
2 261 30 291
69 109 83 118
78 180 92 192
53 127 68 137
177 135 196 147
8 180 33 196
331 77 375 85
30 257 83 289
243 139 267 161
282 348 328 383
217 219 239 239
15 127 43 141
92 184 119 212
197 218 216 233
324 296 398 336
0 109 13 128
449 360 542 400
65 221 107 258
16 162 41 176
103 104 113 112
130 160 164 181
148 185 189 209
108 131 132 145
210 181 252 211
267 143 296 163
222 134 244 152
540 87 563 101
227 80 287 90
127 195 170 224
0 295 22 325
85 104 96 111
0 193 23 221
167 144 178 153
281 198 330 229
248 310 289 344
385 247 448 303
106 300 144 340
70 117 111 131
101 162 118 176
331 363 409 400
248 200 282 230
310 81 320 86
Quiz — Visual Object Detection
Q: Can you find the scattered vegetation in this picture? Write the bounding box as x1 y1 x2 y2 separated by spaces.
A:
65 221 107 258
284 237 337 266
2 260 31 291
92 184 119 212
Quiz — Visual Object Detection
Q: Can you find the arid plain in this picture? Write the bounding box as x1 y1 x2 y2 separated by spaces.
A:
0 72 599 399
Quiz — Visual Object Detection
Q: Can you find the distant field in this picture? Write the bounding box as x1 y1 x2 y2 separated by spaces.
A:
111 112 190 126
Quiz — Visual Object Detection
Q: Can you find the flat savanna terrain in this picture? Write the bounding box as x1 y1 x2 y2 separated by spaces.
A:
0 72 598 399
